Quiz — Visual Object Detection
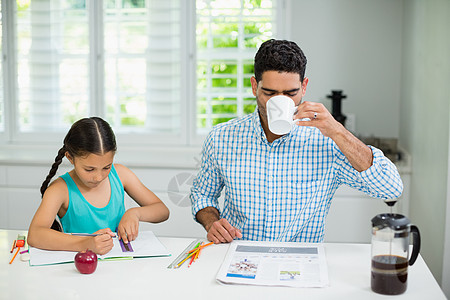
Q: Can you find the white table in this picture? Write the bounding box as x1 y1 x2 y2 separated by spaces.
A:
0 230 446 300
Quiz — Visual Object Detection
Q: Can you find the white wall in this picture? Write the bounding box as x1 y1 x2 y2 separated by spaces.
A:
290 0 450 288
289 0 403 138
443 112 450 297
399 0 450 287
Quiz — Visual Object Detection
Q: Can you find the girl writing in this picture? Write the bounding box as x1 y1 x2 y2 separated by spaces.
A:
28 117 170 255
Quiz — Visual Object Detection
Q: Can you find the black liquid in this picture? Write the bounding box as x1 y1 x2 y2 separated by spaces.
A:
371 255 408 295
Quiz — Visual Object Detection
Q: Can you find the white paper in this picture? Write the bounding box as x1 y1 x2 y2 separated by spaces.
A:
216 240 329 288
29 231 170 266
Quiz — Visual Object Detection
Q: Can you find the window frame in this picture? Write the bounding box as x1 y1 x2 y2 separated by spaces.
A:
0 0 289 151
190 0 290 145
1 0 15 144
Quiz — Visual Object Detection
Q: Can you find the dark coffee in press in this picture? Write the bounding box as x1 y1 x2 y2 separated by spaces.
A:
371 255 408 295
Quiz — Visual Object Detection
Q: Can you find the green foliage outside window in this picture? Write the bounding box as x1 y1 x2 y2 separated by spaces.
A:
196 0 273 131
12 0 271 132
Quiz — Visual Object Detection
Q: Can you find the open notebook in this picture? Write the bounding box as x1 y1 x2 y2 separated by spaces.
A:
28 231 170 266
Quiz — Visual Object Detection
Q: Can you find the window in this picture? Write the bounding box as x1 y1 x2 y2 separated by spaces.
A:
196 0 275 134
15 0 90 133
103 0 181 136
1 0 282 147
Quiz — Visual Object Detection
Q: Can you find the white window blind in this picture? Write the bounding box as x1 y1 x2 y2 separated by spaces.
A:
1 0 281 147
104 0 181 135
196 0 275 134
16 0 90 133
10 0 182 144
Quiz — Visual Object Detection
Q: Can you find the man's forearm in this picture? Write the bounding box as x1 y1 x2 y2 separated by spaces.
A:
332 124 373 172
196 207 220 231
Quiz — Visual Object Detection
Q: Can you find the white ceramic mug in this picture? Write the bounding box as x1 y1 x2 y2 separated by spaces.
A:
266 95 299 135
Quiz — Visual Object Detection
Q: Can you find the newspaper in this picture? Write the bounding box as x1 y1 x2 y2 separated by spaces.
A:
216 240 329 288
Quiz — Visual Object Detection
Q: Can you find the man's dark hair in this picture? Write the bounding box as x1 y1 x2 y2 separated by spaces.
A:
254 39 307 83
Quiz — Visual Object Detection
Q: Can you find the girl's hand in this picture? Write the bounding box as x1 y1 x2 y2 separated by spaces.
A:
117 208 140 244
89 228 116 255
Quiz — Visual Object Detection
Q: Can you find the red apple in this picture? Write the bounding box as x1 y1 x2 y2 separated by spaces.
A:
74 250 98 274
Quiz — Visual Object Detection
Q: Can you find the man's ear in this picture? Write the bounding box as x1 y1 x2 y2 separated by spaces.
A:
301 77 309 97
250 76 258 96
65 152 74 164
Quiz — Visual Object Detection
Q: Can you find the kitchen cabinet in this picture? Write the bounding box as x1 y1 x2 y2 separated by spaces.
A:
0 152 410 243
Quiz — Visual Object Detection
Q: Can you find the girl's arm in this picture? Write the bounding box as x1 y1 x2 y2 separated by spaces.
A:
27 178 115 255
115 164 170 242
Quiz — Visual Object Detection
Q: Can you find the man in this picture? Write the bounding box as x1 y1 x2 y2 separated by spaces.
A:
190 39 403 244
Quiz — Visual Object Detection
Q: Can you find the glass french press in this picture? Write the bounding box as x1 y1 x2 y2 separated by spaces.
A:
371 201 421 295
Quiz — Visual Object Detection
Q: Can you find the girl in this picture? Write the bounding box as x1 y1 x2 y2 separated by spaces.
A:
28 117 170 255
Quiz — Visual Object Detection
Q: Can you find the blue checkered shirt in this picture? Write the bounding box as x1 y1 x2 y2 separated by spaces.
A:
190 110 403 242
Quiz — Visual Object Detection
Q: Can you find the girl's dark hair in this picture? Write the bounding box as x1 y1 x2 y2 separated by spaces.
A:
254 39 307 83
40 117 117 231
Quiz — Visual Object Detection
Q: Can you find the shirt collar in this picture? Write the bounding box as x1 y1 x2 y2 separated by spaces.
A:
251 109 265 141
251 108 293 145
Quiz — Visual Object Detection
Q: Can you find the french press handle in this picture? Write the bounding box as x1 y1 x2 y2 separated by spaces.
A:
409 225 421 266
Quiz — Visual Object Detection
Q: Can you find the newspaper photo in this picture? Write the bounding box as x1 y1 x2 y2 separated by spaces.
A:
216 240 329 288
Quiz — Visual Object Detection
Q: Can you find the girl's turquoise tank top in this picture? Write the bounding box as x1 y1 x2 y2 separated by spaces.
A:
59 164 125 233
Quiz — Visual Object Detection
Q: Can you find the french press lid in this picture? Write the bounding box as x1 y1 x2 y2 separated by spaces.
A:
371 213 411 230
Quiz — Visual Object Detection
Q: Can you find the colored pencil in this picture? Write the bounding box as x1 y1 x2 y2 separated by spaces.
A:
187 241 213 253
71 233 116 238
188 251 196 267
176 251 197 268
182 242 201 268
175 241 214 268
194 247 201 262
188 242 206 267
10 240 16 253
9 247 20 264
